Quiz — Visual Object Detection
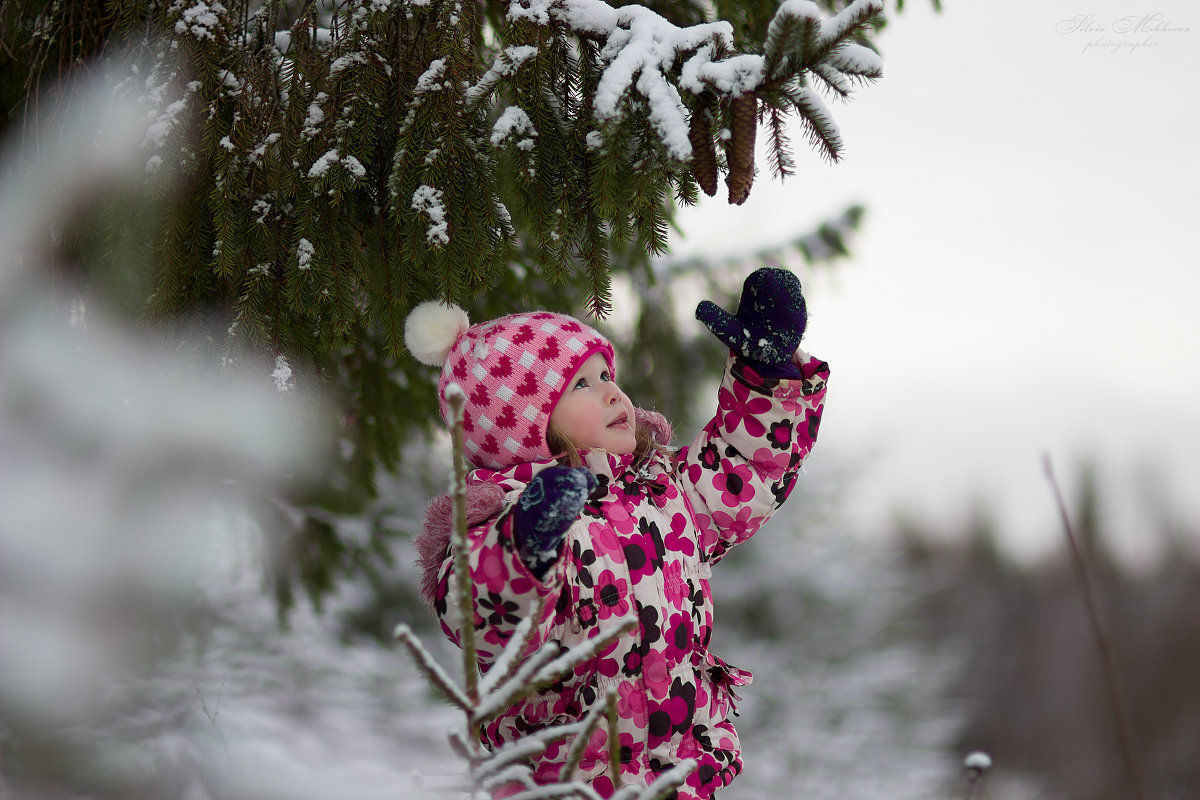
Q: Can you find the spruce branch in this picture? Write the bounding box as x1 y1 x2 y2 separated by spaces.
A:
763 1 822 79
393 623 473 712
531 614 637 688
765 103 796 181
477 723 584 786
609 760 698 800
558 691 616 783
787 84 843 162
478 604 547 697
809 62 852 99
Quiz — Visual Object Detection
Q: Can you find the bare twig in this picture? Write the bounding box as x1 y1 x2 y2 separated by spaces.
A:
1043 455 1148 800
445 385 479 705
962 750 991 800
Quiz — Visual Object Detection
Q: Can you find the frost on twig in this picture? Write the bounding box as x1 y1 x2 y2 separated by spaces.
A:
558 690 616 783
394 624 472 713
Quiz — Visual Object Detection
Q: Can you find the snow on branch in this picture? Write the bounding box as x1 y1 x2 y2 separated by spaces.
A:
788 85 843 162
532 613 637 685
394 624 472 712
611 761 698 800
466 45 539 110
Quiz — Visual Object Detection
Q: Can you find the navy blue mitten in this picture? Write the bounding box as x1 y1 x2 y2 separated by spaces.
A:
695 267 807 379
511 466 597 579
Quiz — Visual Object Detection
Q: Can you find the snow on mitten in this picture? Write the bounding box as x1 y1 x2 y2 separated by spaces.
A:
511 466 597 579
695 267 807 379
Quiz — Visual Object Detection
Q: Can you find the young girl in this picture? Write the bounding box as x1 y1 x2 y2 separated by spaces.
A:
407 268 828 799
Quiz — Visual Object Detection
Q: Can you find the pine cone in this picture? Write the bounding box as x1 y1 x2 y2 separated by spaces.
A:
689 103 718 197
725 92 757 205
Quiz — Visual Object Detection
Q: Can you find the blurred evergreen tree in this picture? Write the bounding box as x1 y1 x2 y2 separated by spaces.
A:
0 0 924 610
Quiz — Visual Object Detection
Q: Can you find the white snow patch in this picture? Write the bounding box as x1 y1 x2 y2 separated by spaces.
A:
308 148 340 179
341 154 366 179
301 94 328 140
465 45 539 106
174 1 226 41
272 355 293 392
490 106 537 150
414 59 447 94
296 238 315 271
411 185 449 247
247 132 281 164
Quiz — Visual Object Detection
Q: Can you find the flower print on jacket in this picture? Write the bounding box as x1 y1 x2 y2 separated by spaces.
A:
712 464 755 508
767 418 793 450
715 377 773 438
433 352 829 800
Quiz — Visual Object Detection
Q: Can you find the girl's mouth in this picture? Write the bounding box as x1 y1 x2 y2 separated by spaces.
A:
608 413 629 429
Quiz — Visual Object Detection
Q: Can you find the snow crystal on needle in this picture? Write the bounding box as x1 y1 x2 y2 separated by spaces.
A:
553 0 619 34
466 45 539 106
491 106 536 150
827 42 883 76
329 52 368 79
272 355 293 392
506 0 555 26
341 154 366 179
412 185 449 246
296 238 315 270
308 148 340 179
175 1 226 41
792 85 843 152
414 59 447 94
964 751 993 771
143 95 191 148
301 93 328 139
821 0 883 44
687 53 763 96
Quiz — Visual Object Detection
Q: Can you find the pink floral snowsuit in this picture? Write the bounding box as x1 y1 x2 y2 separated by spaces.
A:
434 353 829 798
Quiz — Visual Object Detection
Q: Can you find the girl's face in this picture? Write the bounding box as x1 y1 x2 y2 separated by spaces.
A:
549 352 636 455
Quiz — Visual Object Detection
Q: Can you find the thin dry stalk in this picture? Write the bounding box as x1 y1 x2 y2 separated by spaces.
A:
1043 456 1149 800
446 386 479 704
606 688 621 789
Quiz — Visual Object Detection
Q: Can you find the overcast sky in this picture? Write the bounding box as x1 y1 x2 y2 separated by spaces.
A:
670 0 1199 565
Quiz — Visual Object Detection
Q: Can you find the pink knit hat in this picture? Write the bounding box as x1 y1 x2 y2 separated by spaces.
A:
404 302 614 470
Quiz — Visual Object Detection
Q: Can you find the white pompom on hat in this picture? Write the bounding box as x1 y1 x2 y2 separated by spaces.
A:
404 300 471 367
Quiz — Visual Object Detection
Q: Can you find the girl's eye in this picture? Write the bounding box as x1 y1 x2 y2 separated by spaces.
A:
601 371 612 382
574 377 588 389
